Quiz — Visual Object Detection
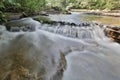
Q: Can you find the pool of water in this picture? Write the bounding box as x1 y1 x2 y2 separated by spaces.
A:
82 14 120 26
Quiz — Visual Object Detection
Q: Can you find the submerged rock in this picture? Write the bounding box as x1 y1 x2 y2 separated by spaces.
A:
5 18 40 32
0 31 68 80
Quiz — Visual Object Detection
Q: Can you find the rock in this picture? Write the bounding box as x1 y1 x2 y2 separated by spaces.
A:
5 18 40 32
51 51 66 80
92 21 120 43
104 26 120 43
39 11 49 16
20 12 28 18
81 23 87 26
79 23 82 26
65 11 72 14
0 30 67 80
10 27 20 32
6 13 22 21
85 12 101 15
58 21 66 25
111 27 120 31
70 23 77 26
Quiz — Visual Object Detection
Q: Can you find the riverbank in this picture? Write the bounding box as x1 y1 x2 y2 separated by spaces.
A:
71 9 120 17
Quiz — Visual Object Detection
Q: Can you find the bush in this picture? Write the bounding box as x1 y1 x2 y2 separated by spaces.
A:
73 0 120 10
0 11 7 24
20 0 46 13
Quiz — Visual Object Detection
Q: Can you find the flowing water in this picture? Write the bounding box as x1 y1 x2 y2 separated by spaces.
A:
0 12 120 80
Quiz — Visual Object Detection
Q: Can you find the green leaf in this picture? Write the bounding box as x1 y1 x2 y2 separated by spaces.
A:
0 2 5 8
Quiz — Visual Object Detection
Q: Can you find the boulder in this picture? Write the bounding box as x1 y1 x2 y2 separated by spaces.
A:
104 26 120 43
5 18 40 32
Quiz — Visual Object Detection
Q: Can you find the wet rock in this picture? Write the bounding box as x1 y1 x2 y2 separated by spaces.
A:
86 23 91 26
66 22 71 25
51 51 66 80
0 31 67 80
70 23 77 26
65 11 71 14
5 18 39 32
104 26 120 43
111 26 120 31
34 16 95 27
85 12 101 15
79 23 82 26
92 21 120 43
82 23 90 26
94 22 99 25
49 21 58 25
20 12 28 18
39 11 49 16
10 27 20 32
58 21 66 25
81 23 87 26
6 13 22 21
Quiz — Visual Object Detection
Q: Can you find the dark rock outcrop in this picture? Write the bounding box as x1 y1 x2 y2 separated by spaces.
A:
5 18 39 32
92 21 120 43
51 51 66 80
104 26 120 43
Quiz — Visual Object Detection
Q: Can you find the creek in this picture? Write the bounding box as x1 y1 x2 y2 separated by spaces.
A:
0 12 120 80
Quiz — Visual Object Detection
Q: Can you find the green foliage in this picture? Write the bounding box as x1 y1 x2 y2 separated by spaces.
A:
0 0 46 12
20 0 46 13
104 0 120 10
0 0 120 13
64 0 120 10
0 2 5 8
0 11 7 24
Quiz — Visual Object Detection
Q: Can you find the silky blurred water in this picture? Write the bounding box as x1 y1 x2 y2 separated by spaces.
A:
0 12 120 80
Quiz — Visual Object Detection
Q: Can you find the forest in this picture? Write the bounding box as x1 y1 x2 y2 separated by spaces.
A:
0 0 120 12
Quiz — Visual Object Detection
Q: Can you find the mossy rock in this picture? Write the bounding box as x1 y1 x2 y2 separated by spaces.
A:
5 18 39 32
33 16 58 25
33 16 51 23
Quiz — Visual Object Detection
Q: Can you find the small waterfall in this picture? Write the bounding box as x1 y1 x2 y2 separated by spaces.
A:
39 23 109 41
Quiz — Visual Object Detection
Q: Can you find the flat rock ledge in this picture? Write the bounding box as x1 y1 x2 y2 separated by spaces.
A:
94 22 120 43
105 26 120 43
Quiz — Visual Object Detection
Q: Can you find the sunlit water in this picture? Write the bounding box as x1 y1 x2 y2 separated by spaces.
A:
0 12 120 80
